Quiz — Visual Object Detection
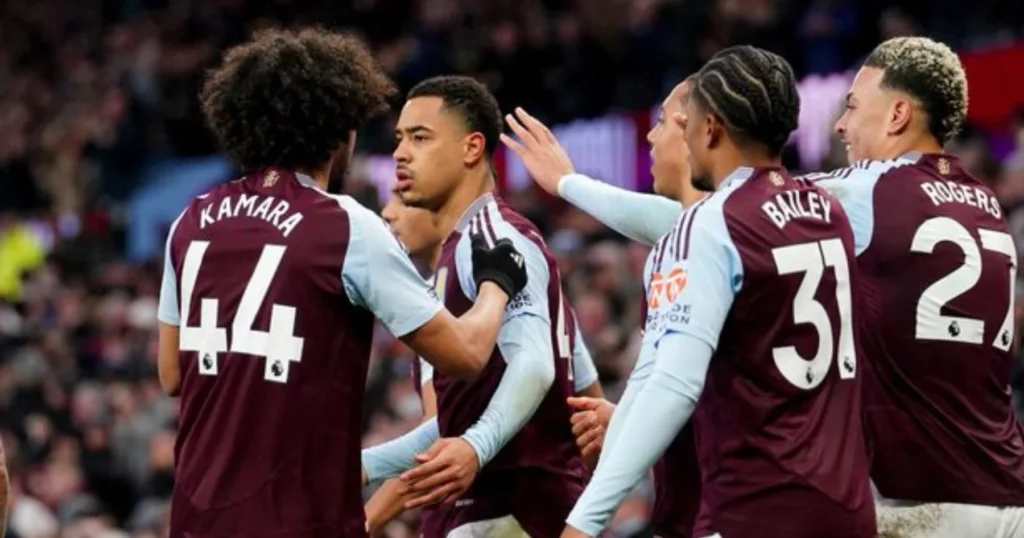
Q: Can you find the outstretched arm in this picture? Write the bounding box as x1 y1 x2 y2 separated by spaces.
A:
559 175 682 246
500 107 681 246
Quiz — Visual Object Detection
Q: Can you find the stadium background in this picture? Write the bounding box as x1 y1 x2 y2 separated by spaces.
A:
1 0 1023 536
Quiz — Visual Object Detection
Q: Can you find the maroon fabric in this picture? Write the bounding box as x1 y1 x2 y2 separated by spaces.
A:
855 154 1024 505
428 197 586 537
168 170 374 538
691 168 875 538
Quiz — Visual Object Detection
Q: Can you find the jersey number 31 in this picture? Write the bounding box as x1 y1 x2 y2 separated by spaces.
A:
772 238 856 390
178 240 305 383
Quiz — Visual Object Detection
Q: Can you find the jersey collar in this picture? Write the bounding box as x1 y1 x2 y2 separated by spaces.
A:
453 192 496 234
295 172 319 190
720 166 755 189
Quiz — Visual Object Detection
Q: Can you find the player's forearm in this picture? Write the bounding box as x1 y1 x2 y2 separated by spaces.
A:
362 418 440 483
566 332 710 536
462 315 556 466
558 174 681 246
449 283 509 372
365 478 412 536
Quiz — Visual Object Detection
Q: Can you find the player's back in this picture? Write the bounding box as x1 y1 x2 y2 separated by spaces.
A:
430 194 585 534
831 153 1024 505
166 169 375 537
690 167 874 537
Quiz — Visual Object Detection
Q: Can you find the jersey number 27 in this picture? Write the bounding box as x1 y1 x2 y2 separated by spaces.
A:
178 240 305 383
912 217 1016 350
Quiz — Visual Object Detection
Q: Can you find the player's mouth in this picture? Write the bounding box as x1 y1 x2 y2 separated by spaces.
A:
395 170 414 190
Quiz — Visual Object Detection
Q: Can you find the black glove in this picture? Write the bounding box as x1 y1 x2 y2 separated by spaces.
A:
470 232 528 301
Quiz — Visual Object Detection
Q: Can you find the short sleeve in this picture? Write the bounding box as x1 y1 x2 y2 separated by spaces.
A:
656 204 743 351
340 199 443 337
157 212 186 326
455 208 552 324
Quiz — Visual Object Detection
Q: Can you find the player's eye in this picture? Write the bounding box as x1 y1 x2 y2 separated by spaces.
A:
412 134 428 142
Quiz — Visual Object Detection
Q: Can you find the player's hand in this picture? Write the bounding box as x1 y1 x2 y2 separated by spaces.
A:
567 396 615 468
399 437 480 509
501 107 575 196
560 525 594 538
470 233 528 302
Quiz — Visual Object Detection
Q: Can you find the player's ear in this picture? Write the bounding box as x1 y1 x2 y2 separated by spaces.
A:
887 97 914 136
463 132 487 167
706 113 724 150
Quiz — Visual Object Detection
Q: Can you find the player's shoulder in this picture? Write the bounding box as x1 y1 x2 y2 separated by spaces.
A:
801 154 922 185
459 198 545 246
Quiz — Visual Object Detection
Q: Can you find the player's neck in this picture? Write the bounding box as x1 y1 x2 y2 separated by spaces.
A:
882 133 944 160
710 150 779 189
435 169 495 239
297 168 330 191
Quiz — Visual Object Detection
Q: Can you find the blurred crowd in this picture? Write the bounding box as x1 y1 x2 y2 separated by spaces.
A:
2 0 1024 536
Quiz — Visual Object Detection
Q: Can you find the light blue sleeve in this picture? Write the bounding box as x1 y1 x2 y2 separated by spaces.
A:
361 417 441 483
653 202 743 350
803 157 914 256
339 197 444 337
157 211 186 326
566 331 712 536
558 174 682 246
461 313 556 466
455 207 551 325
572 322 599 393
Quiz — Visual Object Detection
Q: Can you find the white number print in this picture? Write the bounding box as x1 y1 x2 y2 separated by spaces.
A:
772 239 856 390
179 241 305 383
911 217 1017 350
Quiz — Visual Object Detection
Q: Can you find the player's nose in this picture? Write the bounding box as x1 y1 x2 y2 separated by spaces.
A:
393 140 411 163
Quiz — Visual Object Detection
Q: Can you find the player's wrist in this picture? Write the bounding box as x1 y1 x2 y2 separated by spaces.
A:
556 173 588 199
458 433 487 468
475 273 516 303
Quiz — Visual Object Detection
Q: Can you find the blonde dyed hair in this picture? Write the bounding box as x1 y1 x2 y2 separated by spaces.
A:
864 36 968 144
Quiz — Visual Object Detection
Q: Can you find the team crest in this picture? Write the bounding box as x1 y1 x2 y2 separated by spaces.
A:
769 171 784 186
263 170 280 188
938 158 950 175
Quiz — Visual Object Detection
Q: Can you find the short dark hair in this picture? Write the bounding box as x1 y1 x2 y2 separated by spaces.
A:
691 46 800 157
864 37 967 145
201 28 395 172
407 76 503 156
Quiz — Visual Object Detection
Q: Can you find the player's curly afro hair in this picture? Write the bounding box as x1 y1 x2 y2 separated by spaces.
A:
692 45 800 157
201 28 396 172
407 76 503 157
864 37 968 145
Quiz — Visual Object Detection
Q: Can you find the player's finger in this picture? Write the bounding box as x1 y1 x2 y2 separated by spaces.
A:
505 113 538 148
581 440 602 460
576 425 604 448
515 107 556 144
500 133 524 155
404 465 460 495
404 481 461 509
571 415 597 437
567 396 601 411
570 409 592 427
399 456 449 483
